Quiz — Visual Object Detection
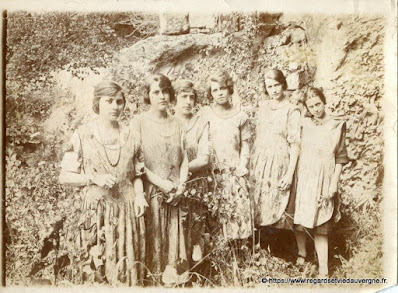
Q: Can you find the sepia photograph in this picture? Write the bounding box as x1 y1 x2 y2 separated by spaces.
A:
1 0 397 292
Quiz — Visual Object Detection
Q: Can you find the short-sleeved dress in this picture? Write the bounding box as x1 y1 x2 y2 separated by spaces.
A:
200 105 253 240
294 117 349 233
250 100 301 228
60 120 146 286
129 113 189 285
179 114 210 261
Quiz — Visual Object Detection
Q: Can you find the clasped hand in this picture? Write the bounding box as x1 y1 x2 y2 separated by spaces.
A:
327 179 338 199
92 174 117 189
318 180 339 209
134 194 149 217
278 173 293 191
159 179 185 206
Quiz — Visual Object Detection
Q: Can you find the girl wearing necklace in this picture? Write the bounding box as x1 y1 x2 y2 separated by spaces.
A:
59 80 148 286
250 69 301 244
294 87 348 277
173 79 210 265
129 73 189 287
199 70 252 241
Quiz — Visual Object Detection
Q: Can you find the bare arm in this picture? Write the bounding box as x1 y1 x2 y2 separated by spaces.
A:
286 142 300 179
133 176 144 196
239 139 250 171
189 122 210 173
59 171 91 187
279 107 301 190
166 151 189 205
189 154 209 174
144 168 175 193
238 112 251 176
278 142 300 190
332 164 343 183
59 171 116 189
328 163 343 198
179 150 189 185
132 176 148 217
329 121 348 197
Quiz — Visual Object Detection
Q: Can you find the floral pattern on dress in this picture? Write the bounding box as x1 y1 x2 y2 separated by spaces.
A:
250 100 300 227
60 121 145 286
200 106 253 240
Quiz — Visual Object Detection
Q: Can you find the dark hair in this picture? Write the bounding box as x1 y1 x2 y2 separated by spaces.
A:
263 69 288 94
206 70 234 100
93 80 125 114
304 87 327 106
174 79 198 104
144 73 175 104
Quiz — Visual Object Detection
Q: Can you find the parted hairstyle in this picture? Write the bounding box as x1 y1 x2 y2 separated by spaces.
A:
93 80 125 114
173 79 198 104
206 70 234 100
144 73 175 104
304 87 327 106
263 69 288 94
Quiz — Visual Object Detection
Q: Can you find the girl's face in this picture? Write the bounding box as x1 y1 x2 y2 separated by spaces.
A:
149 82 171 112
265 78 284 100
210 81 230 105
98 92 125 121
175 90 195 115
306 96 326 119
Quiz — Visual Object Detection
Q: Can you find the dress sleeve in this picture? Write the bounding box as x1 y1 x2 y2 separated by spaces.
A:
335 122 349 165
287 106 301 145
197 106 210 125
239 111 251 142
197 121 210 156
60 130 82 173
128 118 145 176
129 115 142 136
181 124 187 152
134 138 146 176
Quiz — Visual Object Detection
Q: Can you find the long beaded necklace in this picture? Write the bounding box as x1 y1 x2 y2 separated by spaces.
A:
96 121 121 167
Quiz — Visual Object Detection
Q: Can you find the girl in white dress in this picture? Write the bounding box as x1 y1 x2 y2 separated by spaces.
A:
294 87 349 277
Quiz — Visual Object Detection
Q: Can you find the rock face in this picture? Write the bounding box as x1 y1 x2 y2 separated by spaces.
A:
190 13 217 34
109 33 224 112
114 33 222 74
313 17 385 203
159 13 190 35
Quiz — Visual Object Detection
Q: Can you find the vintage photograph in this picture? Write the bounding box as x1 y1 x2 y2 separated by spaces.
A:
2 0 397 291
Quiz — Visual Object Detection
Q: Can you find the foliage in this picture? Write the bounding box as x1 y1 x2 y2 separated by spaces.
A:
5 147 81 285
6 11 158 93
333 190 383 279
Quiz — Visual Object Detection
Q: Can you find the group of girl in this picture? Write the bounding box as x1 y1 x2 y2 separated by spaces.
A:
59 68 348 286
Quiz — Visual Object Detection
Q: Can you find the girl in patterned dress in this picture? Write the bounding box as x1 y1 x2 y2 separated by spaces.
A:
250 69 300 241
129 73 189 286
200 70 252 241
294 87 348 277
59 80 148 286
